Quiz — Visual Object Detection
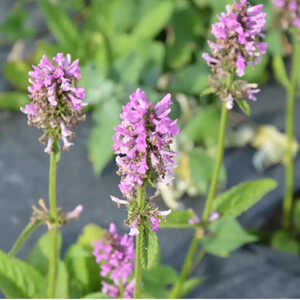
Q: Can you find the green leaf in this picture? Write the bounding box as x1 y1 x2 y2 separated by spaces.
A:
213 179 277 218
38 0 80 49
28 231 62 275
134 0 174 40
183 106 219 145
266 29 283 56
236 99 251 116
87 99 121 175
0 249 46 298
161 209 196 229
141 227 160 270
272 55 290 88
142 265 178 298
4 61 31 91
200 218 257 257
83 292 109 298
55 262 69 298
27 231 66 297
64 244 101 298
200 87 213 96
179 277 205 298
244 52 269 84
293 199 300 232
77 224 105 248
271 230 299 255
0 92 28 110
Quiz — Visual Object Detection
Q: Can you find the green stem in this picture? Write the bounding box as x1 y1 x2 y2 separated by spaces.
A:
169 234 200 298
282 37 299 229
169 94 229 299
134 185 145 299
8 220 42 257
202 101 228 223
48 153 58 298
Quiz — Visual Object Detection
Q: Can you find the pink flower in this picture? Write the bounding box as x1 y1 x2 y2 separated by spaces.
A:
272 0 300 29
93 223 135 298
113 89 179 199
21 53 86 153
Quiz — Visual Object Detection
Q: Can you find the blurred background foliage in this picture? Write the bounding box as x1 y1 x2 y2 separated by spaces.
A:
0 0 287 202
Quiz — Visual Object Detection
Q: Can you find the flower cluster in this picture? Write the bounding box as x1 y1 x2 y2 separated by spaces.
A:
21 53 86 154
272 0 300 30
93 223 135 298
111 195 171 235
202 0 267 109
113 88 179 198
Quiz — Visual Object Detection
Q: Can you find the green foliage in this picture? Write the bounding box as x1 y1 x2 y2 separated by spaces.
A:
64 244 101 298
183 106 219 145
200 218 257 257
0 249 46 298
179 277 205 298
4 61 31 91
83 292 109 298
267 30 283 56
271 230 299 255
87 99 121 175
77 224 105 248
142 265 178 298
28 231 62 275
236 99 251 116
0 8 35 41
161 209 195 228
272 56 290 88
0 92 28 110
213 179 277 218
38 0 80 51
141 227 160 270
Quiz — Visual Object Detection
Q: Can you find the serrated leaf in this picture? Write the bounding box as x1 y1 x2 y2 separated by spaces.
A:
141 226 160 270
200 218 257 257
134 0 174 40
87 100 121 175
236 99 251 116
0 249 46 298
179 277 205 298
77 224 105 249
4 61 31 91
272 56 290 88
0 92 28 110
271 230 299 255
213 179 277 218
38 0 80 49
161 210 195 229
64 244 101 298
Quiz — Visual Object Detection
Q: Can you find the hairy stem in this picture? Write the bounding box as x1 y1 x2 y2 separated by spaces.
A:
48 153 58 298
169 97 229 298
202 101 228 223
134 185 145 299
8 220 42 257
282 38 299 229
169 235 200 298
